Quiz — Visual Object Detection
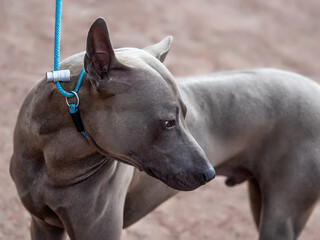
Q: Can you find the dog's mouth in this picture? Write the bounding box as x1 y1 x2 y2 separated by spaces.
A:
126 151 207 191
144 166 205 191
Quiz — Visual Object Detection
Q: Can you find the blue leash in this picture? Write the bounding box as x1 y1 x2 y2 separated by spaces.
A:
50 0 87 139
54 0 62 72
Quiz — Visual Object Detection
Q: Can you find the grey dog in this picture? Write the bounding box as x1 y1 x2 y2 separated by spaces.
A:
10 18 214 240
11 18 320 240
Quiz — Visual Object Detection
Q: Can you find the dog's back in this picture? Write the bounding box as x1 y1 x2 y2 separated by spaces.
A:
177 68 320 160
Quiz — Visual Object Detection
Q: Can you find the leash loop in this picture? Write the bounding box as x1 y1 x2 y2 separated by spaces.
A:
56 68 86 98
65 91 80 108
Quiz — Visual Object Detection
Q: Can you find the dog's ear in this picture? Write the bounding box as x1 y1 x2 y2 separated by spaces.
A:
143 36 173 63
84 18 123 86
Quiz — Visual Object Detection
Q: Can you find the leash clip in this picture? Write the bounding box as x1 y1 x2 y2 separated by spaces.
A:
65 91 79 108
46 70 71 82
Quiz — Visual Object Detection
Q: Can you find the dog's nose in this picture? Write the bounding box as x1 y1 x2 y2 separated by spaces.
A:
202 167 216 183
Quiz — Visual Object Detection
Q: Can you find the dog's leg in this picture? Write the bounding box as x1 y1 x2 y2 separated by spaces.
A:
257 154 320 240
62 210 123 240
259 198 295 240
248 178 262 229
123 169 177 228
51 163 133 240
56 191 124 240
31 217 66 240
258 194 317 240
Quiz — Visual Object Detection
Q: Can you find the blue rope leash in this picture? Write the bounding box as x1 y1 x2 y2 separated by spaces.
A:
54 0 85 98
53 0 87 139
54 0 62 72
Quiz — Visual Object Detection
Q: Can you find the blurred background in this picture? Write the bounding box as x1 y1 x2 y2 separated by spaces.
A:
1 0 319 239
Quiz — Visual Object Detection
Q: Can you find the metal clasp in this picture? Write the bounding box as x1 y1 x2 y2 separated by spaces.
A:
65 91 79 107
46 70 71 82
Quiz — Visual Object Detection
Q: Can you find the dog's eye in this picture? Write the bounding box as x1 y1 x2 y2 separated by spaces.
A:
164 120 176 129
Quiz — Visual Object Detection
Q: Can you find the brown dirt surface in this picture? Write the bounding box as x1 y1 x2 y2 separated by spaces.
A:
1 0 320 239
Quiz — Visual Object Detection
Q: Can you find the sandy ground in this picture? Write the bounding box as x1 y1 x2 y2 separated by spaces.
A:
1 0 320 239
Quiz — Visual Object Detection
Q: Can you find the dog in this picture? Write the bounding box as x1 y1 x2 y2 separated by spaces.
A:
10 18 215 240
11 17 320 240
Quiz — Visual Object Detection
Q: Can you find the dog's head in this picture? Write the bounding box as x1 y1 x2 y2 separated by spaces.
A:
83 18 215 191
